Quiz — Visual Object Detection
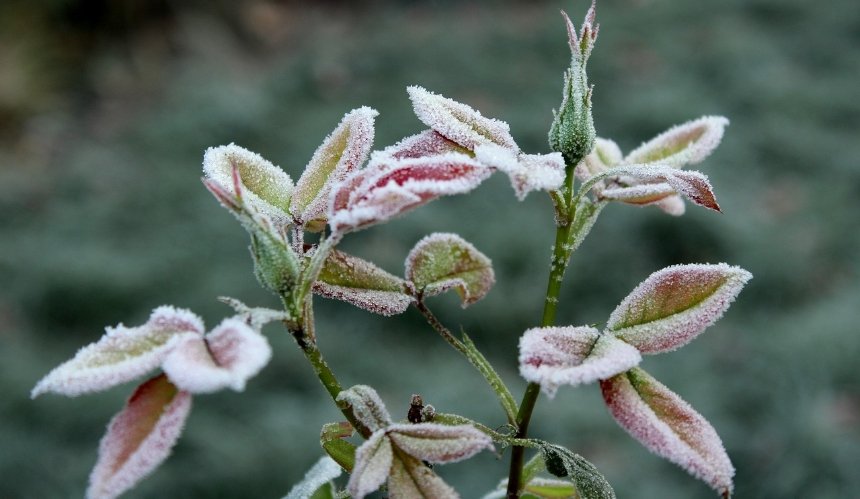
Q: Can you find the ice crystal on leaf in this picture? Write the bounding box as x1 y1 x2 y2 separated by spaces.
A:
283 456 342 499
474 144 566 200
624 116 729 168
327 152 491 233
600 368 734 497
382 129 469 159
161 317 272 394
32 306 204 398
291 107 378 231
203 144 294 223
87 374 192 499
218 296 291 329
518 326 641 398
336 385 392 433
405 232 495 307
607 264 752 354
314 249 413 316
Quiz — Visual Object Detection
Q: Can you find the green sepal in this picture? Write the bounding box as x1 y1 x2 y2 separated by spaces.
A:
539 442 615 499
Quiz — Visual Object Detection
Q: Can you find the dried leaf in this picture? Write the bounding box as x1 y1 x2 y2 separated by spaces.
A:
347 430 393 499
32 306 204 398
407 85 518 151
291 107 378 229
387 423 494 464
314 249 413 316
387 450 460 499
284 456 343 499
381 129 469 159
328 153 491 233
161 318 272 393
87 374 191 499
518 326 641 398
600 368 734 497
336 385 392 432
624 116 729 168
607 264 752 354
203 144 294 222
405 232 495 306
539 442 615 499
474 144 565 200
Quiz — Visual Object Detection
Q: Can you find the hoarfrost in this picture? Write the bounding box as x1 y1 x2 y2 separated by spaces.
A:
386 423 494 464
283 456 342 499
624 116 729 168
405 232 495 306
218 296 291 329
32 306 204 398
607 263 752 354
336 385 392 432
86 374 191 499
314 249 414 315
474 144 565 200
314 284 413 316
387 452 460 499
381 129 468 159
347 430 393 499
597 164 722 212
600 368 734 496
518 326 641 397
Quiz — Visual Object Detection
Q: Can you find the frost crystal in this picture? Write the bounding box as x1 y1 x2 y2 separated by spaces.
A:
474 144 565 200
518 326 641 398
32 306 204 398
624 116 729 168
291 107 378 230
162 317 272 393
87 374 192 499
314 249 414 316
381 129 469 159
336 385 392 432
387 452 460 498
327 152 492 233
386 423 494 464
405 232 495 307
348 430 393 499
407 85 518 151
597 164 722 212
600 368 734 496
284 456 342 499
607 263 752 354
203 144 294 223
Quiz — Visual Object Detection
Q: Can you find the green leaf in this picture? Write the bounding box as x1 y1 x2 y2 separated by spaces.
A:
314 249 413 316
250 230 301 297
539 443 615 499
567 196 606 256
406 233 495 306
320 419 357 473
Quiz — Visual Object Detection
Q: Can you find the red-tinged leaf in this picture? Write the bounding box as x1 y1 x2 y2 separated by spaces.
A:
663 170 721 212
600 368 734 497
387 450 459 499
161 318 272 394
32 306 204 398
202 144 294 221
598 165 721 213
624 116 729 168
336 385 392 432
386 423 494 464
347 430 393 499
607 264 752 354
474 144 565 200
405 232 495 307
600 183 676 205
407 85 518 152
87 374 191 499
291 107 378 230
518 326 641 398
314 249 414 316
576 137 622 183
327 153 491 233
381 129 469 159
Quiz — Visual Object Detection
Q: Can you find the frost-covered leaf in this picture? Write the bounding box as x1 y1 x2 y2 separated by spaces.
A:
624 116 729 168
162 318 272 393
405 233 495 306
407 86 518 152
284 456 343 499
474 144 565 200
336 385 392 432
539 443 615 499
87 374 191 499
32 306 203 398
567 196 606 255
314 249 413 316
600 368 734 497
387 451 459 499
203 144 294 222
347 430 393 499
654 194 686 216
218 297 291 329
328 153 491 233
597 165 721 212
576 137 622 182
387 423 494 464
321 422 357 473
382 129 469 159
607 264 752 354
518 326 641 398
291 107 378 230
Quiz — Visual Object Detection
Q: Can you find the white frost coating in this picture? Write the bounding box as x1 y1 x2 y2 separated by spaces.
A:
291 107 378 227
407 85 518 151
283 456 342 499
601 182 676 204
348 430 393 499
654 194 686 216
218 297 291 330
600 368 734 496
328 152 492 233
386 423 494 464
387 452 460 499
162 318 272 393
575 137 623 183
518 326 641 398
313 283 414 316
32 306 204 398
203 144 294 222
405 232 495 306
624 116 729 168
599 164 721 212
474 144 565 200
87 375 192 499
336 385 392 432
607 263 752 354
381 129 465 159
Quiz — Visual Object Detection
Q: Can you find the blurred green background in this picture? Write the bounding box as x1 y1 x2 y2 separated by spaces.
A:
2 0 858 497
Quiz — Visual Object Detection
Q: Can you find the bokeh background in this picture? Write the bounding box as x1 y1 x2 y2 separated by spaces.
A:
2 0 858 497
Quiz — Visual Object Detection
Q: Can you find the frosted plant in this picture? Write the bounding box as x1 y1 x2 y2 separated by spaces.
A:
32 2 752 498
